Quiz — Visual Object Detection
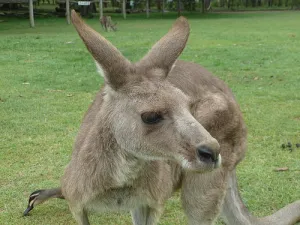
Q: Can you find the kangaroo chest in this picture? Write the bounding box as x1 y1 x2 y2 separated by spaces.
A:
87 186 151 212
86 161 180 213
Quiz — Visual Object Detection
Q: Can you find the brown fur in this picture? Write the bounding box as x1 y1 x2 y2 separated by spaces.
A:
100 16 117 32
25 10 300 225
65 11 234 225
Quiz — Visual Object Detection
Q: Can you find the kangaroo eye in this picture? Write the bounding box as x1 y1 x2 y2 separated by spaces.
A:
141 112 163 124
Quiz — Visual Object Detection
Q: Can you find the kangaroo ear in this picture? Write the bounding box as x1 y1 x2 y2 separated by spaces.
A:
137 17 190 76
71 10 132 90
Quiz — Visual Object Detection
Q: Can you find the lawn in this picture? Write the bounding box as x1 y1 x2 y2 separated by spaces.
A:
0 11 300 225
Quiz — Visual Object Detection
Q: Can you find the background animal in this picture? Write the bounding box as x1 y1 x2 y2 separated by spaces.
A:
100 15 117 31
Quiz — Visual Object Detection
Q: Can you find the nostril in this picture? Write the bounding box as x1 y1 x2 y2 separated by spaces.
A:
197 146 218 163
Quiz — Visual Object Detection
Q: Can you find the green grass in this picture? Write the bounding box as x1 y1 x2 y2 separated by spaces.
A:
1 12 300 225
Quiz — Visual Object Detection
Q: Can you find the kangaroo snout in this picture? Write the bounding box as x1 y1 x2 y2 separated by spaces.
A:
197 145 218 162
196 140 221 168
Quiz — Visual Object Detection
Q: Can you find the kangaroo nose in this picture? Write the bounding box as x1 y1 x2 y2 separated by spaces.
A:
197 145 219 163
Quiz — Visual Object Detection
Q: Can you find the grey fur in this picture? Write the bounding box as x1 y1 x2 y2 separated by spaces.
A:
25 10 300 225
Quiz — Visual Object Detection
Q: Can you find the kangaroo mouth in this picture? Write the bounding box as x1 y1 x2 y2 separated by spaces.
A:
178 150 222 172
214 154 222 168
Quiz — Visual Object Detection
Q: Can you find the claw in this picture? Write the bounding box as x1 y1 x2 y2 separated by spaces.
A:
23 189 42 216
23 205 33 216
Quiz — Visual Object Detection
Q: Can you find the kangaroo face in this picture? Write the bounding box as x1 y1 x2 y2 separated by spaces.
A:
104 78 221 172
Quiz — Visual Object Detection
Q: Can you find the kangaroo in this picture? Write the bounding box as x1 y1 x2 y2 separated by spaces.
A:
24 10 300 225
100 15 117 32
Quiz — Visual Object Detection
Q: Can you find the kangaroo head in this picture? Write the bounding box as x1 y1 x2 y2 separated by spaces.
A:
71 10 221 172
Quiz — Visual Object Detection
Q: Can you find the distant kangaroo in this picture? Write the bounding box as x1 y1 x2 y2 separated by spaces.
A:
100 15 117 32
24 10 300 225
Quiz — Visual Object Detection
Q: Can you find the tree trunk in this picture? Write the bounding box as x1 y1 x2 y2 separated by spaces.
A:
29 0 35 27
99 0 103 19
285 0 289 6
157 0 161 10
66 0 70 24
177 0 181 16
257 0 261 6
268 0 272 6
122 0 126 19
146 0 149 18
